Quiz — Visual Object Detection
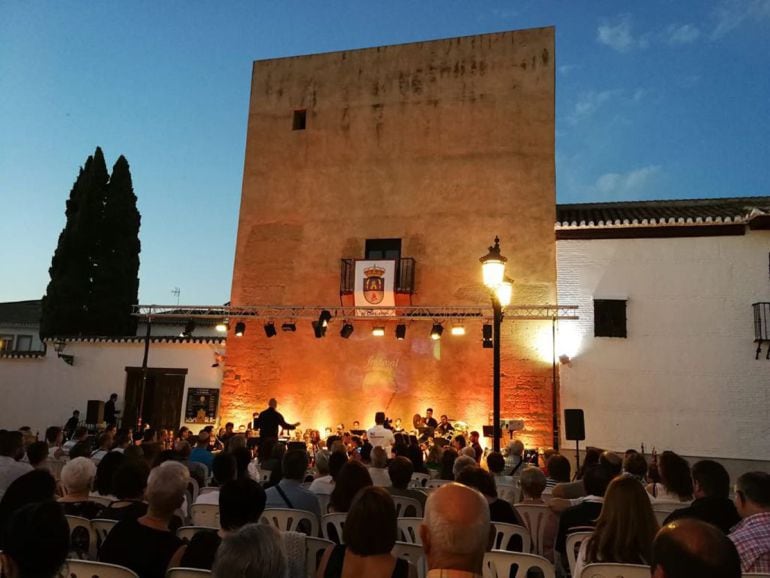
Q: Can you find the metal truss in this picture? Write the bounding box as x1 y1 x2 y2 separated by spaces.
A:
132 304 578 322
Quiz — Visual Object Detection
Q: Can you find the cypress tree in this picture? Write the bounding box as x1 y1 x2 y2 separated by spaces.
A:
89 155 141 335
41 147 140 337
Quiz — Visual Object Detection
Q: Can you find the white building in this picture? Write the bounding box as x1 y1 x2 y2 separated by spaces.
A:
556 196 770 464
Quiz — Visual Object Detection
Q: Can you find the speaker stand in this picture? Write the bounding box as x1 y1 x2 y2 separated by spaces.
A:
575 439 581 479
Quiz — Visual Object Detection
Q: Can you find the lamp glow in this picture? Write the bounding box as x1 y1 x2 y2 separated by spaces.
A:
451 325 466 336
372 327 385 337
495 277 514 307
479 236 508 288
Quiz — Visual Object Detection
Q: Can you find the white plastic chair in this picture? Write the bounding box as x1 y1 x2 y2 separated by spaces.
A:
321 513 347 543
198 486 217 495
261 508 319 537
166 569 212 578
514 503 552 557
306 536 334 577
65 559 139 578
392 541 426 578
176 526 218 541
580 562 650 578
392 496 423 518
89 495 114 508
317 493 331 515
91 518 118 549
65 515 96 558
409 473 430 488
397 517 423 545
483 551 555 578
425 479 452 490
492 522 531 553
566 531 593 576
190 503 219 527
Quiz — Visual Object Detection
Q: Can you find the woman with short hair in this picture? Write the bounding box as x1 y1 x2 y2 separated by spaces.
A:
212 523 287 578
646 450 694 503
58 457 101 519
317 486 416 578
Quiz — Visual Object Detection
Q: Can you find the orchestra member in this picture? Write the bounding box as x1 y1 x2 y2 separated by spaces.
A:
424 408 438 429
436 415 454 437
367 412 395 454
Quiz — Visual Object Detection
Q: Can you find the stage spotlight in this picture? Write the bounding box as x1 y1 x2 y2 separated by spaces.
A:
340 323 354 339
395 324 407 340
312 320 326 338
180 320 196 338
319 310 333 328
215 321 228 333
235 322 246 337
372 326 385 337
451 324 466 336
482 323 493 348
281 322 297 332
264 322 277 338
430 324 443 340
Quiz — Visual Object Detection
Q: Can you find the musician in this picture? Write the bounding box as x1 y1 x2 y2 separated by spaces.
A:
424 408 438 428
436 414 454 437
367 412 395 452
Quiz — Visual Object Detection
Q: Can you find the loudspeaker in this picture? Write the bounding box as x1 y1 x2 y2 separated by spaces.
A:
564 409 585 441
86 400 105 424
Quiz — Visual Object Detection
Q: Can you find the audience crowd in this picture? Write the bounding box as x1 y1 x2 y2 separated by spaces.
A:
0 415 768 578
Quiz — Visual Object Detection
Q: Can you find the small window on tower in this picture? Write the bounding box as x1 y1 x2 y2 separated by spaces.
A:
365 239 401 260
594 299 627 338
293 109 307 131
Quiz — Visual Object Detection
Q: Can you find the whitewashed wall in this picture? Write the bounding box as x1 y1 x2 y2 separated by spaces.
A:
557 229 770 460
0 340 223 435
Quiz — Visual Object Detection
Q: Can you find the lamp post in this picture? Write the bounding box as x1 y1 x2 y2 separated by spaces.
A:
480 237 513 453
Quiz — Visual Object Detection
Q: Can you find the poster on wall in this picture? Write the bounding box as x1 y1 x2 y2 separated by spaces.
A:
185 388 220 424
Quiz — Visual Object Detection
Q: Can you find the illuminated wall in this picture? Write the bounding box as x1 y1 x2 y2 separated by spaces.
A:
224 27 558 449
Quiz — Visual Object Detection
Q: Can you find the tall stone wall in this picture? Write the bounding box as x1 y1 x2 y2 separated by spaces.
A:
224 27 557 448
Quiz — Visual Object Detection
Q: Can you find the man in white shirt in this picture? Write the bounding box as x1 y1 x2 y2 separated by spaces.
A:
0 430 33 500
367 412 394 453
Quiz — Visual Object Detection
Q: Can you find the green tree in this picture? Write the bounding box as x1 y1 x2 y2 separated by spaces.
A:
41 148 141 336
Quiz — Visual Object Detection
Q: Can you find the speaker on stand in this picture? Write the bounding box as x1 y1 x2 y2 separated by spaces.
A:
564 409 585 475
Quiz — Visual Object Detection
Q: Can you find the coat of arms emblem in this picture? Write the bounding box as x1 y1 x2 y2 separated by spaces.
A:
363 265 386 304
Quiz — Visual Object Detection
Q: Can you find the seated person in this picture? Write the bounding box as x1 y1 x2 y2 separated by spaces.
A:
486 451 515 502
58 457 102 518
212 523 287 578
317 486 416 578
0 501 69 578
330 461 372 513
308 450 334 494
456 466 523 527
180 478 267 570
387 456 427 512
194 453 237 505
265 449 321 520
25 441 49 470
91 451 125 501
99 461 188 578
189 432 215 474
518 466 558 562
97 460 150 521
368 447 392 487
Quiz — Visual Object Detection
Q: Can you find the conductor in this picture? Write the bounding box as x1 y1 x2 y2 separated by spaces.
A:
253 398 300 446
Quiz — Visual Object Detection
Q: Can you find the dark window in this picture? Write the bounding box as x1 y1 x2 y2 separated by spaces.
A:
365 238 401 260
16 335 32 352
0 335 13 352
292 109 307 130
594 299 627 338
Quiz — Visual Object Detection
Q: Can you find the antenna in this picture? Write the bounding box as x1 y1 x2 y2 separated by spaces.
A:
171 287 180 305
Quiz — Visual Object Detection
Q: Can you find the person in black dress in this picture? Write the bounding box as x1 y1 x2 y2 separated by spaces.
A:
104 394 119 427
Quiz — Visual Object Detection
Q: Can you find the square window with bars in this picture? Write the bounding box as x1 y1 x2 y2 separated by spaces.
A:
594 299 627 338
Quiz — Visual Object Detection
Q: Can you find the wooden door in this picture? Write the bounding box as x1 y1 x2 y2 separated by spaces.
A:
123 367 186 430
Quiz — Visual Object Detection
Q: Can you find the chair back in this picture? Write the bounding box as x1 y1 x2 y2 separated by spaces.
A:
65 515 96 559
492 522 531 553
321 513 347 543
392 542 426 578
425 479 451 490
317 493 331 515
397 517 423 545
565 531 594 575
652 509 673 526
261 508 319 537
496 482 518 504
166 568 212 578
190 503 220 527
482 551 555 578
176 526 218 541
89 496 113 508
514 503 551 556
198 487 217 495
306 536 334 577
580 563 650 578
91 518 118 550
392 496 423 518
409 473 430 489
65 559 138 578
187 477 200 503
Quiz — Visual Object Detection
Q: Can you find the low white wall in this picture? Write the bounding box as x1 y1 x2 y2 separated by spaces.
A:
0 340 223 435
557 229 770 461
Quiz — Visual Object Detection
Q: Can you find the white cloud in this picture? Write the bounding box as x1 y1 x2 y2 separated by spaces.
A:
666 23 701 44
597 15 636 52
712 0 770 38
568 89 621 125
558 64 577 76
593 165 663 198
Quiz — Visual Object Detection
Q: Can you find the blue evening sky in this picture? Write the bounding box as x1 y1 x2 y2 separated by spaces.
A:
1 1 768 304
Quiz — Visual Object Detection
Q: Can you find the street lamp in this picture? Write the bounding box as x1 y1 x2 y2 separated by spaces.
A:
480 237 513 453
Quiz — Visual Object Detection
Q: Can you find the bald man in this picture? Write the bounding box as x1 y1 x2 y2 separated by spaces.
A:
420 482 491 577
651 519 741 578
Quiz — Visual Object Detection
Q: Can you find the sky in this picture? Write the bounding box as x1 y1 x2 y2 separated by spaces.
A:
1 1 769 305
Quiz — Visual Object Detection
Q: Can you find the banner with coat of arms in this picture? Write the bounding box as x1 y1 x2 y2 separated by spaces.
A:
354 260 396 315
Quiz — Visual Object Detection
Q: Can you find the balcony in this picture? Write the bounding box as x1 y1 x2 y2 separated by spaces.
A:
340 258 416 295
